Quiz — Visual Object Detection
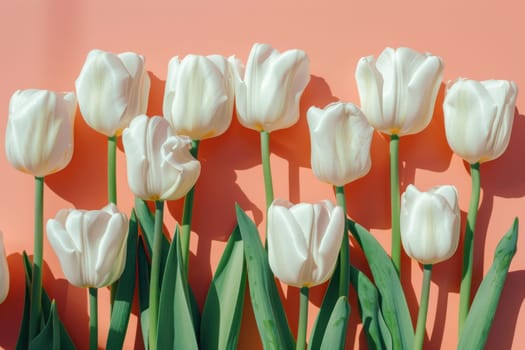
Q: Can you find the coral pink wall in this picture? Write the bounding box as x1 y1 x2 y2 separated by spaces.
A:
0 0 524 349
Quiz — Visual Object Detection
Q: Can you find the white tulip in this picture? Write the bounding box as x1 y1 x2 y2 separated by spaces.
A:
229 43 310 132
5 89 76 177
400 185 460 265
46 204 128 288
0 231 9 303
307 102 373 186
355 47 444 136
75 49 150 137
443 78 518 164
267 199 344 288
122 115 201 201
163 54 234 140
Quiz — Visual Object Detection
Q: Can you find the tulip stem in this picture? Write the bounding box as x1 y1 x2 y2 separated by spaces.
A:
261 131 274 210
390 134 401 274
29 176 44 340
296 287 309 350
89 287 98 350
181 140 200 273
149 200 165 350
334 186 349 297
458 162 481 332
108 135 117 204
414 264 432 350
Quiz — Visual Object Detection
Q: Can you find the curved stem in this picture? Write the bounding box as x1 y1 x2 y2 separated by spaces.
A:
334 186 349 297
261 131 274 210
390 134 401 274
108 135 117 205
89 287 98 350
413 264 433 350
458 162 481 332
296 287 309 350
148 200 165 350
181 140 200 273
29 176 44 340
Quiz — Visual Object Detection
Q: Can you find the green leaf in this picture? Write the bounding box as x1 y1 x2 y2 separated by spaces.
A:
137 238 151 350
309 259 341 350
235 204 295 350
457 218 519 350
350 265 391 350
106 210 139 349
201 225 246 350
348 219 414 350
157 229 199 349
319 296 350 350
29 301 60 350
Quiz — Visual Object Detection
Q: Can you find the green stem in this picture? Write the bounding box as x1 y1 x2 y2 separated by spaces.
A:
29 176 44 340
296 287 309 350
390 134 401 274
261 131 274 210
181 140 200 273
458 162 481 332
334 186 349 297
108 135 117 204
148 200 164 350
413 264 433 350
89 288 98 350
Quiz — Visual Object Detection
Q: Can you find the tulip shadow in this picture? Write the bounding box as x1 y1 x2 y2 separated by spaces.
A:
0 253 89 349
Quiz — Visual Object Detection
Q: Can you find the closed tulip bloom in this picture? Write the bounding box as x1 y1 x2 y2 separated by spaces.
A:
123 115 201 201
443 79 518 164
267 199 345 288
5 89 76 177
400 185 460 265
163 55 234 140
46 204 128 288
355 47 444 136
229 43 310 132
75 49 150 137
307 102 373 186
0 231 9 304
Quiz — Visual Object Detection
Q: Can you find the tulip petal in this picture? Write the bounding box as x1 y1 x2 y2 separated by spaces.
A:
0 231 10 303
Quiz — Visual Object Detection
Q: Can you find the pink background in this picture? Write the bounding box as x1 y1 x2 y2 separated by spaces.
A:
0 0 524 349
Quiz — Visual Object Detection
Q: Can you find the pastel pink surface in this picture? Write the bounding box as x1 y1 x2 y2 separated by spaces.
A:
0 0 524 349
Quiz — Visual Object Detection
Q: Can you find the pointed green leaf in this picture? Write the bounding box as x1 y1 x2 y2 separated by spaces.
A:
235 204 295 350
106 210 139 349
350 265 392 350
201 225 246 350
319 296 350 350
137 238 151 350
15 253 31 350
348 219 414 350
457 218 519 350
29 301 60 350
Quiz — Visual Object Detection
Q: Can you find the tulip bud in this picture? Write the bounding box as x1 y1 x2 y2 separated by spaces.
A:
355 47 444 136
267 199 344 288
163 55 234 140
400 185 460 265
75 49 151 137
5 89 76 177
229 43 310 133
443 79 518 164
46 204 128 288
0 231 9 303
307 102 373 186
122 115 201 201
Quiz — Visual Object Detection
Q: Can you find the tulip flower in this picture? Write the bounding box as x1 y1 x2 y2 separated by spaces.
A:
5 89 76 177
307 102 373 187
122 115 201 201
163 54 234 140
400 185 460 265
443 79 518 164
267 199 345 288
229 43 310 133
0 231 9 304
75 49 150 137
355 47 444 136
46 203 128 288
